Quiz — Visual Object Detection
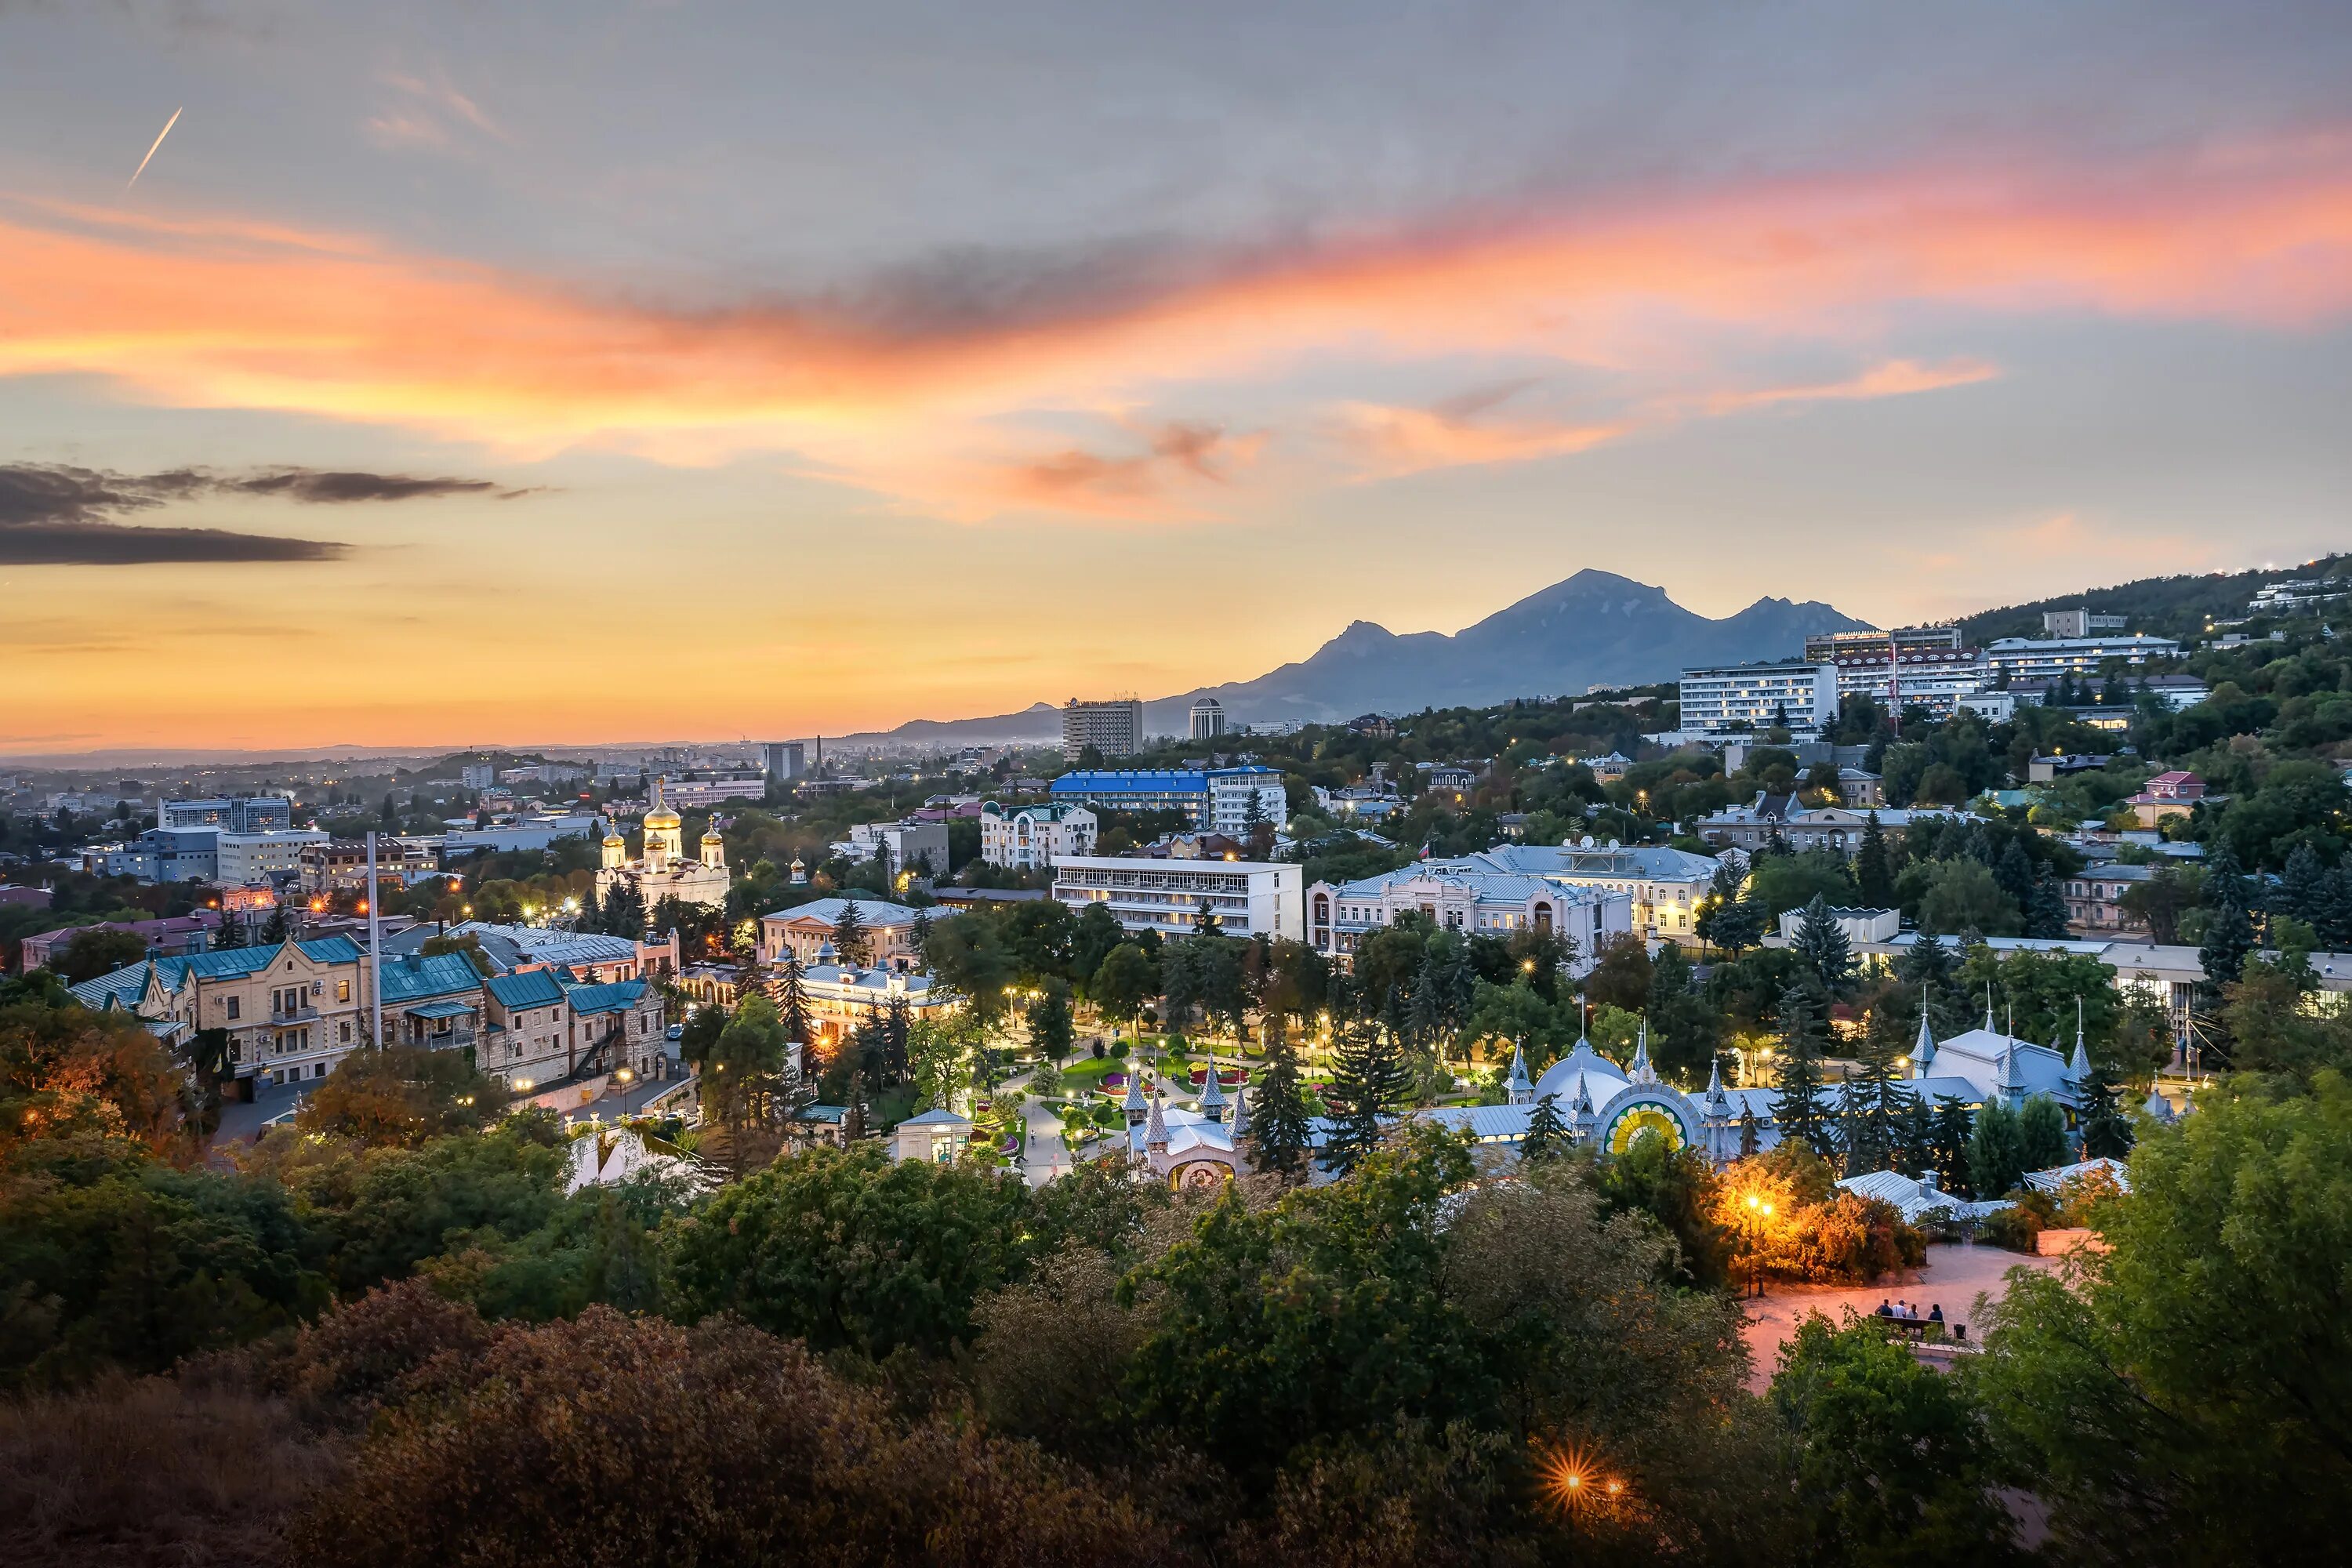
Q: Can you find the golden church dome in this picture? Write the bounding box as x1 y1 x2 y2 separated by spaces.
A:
644 807 682 829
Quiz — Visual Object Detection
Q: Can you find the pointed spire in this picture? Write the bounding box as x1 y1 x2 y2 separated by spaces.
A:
2069 998 2091 1081
1230 1080 1249 1138
1123 1064 1147 1122
1145 1091 1169 1152
1198 1063 1227 1121
1704 1054 1730 1116
1570 1069 1594 1116
1630 1025 1654 1084
1983 984 1996 1034
1507 1040 1532 1105
1913 995 1937 1080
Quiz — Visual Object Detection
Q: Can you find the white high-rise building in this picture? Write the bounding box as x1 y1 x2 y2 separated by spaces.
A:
1677 662 1838 732
1189 696 1227 741
1062 698 1143 761
1053 855 1302 940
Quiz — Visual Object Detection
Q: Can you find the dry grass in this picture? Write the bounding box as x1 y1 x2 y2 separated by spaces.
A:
0 1375 341 1567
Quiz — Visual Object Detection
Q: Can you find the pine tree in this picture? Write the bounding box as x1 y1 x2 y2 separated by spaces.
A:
1929 1096 1975 1193
213 909 245 949
1994 838 2037 912
1770 989 1835 1157
2026 865 2071 938
604 875 646 939
2278 843 2327 928
1842 1019 1905 1174
1967 1100 2026 1198
2321 862 2352 950
1249 1018 1314 1178
1322 1019 1408 1176
2078 1063 2133 1160
1898 1098 1936 1177
910 907 934 967
832 897 870 967
842 1069 869 1142
884 990 914 1081
2019 1093 2070 1171
1191 896 1221 936
2198 839 2259 1017
260 902 289 946
1856 811 1896 907
773 953 811 1045
1793 894 1856 994
1520 1092 1570 1163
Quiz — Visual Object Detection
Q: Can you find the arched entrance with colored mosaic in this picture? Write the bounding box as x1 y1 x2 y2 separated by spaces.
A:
1595 1085 1702 1156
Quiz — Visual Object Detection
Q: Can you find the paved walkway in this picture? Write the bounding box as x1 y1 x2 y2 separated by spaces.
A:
1738 1241 2062 1391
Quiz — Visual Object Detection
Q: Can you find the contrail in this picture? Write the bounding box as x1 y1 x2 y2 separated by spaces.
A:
128 107 182 187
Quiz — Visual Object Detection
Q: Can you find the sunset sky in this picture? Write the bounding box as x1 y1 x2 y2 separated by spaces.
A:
5 2 2350 755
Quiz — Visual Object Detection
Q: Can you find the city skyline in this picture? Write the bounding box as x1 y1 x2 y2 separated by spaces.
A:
5 2 2349 750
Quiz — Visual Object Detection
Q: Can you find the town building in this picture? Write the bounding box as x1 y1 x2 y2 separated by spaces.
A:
760 741 806 781
2040 608 2129 638
2127 771 2205 826
1982 633 2180 681
1802 627 1988 717
444 814 602 856
979 800 1098 869
68 935 371 1087
892 1108 975 1164
160 795 292 833
1677 661 1838 732
2249 579 2348 615
1053 855 1302 940
836 819 950 883
1692 796 1955 856
1306 859 1628 967
214 829 329 887
679 960 950 1052
1048 767 1286 833
758 896 926 969
459 764 497 790
1835 768 1886 808
405 921 677 983
20 912 223 971
1417 840 1719 940
1189 696 1228 741
1062 697 1144 761
660 773 768 808
596 782 730 913
2061 865 2158 934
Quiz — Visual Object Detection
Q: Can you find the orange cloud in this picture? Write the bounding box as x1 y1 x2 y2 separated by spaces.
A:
4 136 2351 513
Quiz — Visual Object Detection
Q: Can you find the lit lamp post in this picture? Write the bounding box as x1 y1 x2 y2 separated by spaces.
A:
1743 1192 1774 1299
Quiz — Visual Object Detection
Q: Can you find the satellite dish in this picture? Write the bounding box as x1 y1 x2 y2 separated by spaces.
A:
1607 838 1621 849
1580 834 1595 848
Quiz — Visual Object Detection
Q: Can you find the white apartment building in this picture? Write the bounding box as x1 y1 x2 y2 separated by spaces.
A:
661 774 768 808
162 795 292 833
838 819 950 881
1207 768 1287 833
1677 662 1838 732
1305 865 1628 972
1475 841 1722 941
1189 696 1228 740
1053 855 1303 941
980 800 1098 869
1982 633 2180 681
214 829 330 887
1062 698 1144 762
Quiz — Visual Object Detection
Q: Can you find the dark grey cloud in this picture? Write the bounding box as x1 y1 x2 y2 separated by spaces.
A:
0 462 524 566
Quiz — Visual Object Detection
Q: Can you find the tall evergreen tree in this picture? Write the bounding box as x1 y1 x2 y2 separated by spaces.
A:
1191 896 1221 936
842 1069 869 1142
1929 1096 1975 1193
2078 1062 2134 1160
1967 1100 2027 1198
909 906 935 967
2198 839 2259 1022
260 902 289 946
1792 894 1857 995
772 953 811 1045
1897 1098 1936 1177
604 874 646 939
883 990 915 1081
2026 865 2071 939
1855 811 1896 907
1895 931 1969 1036
1842 1018 1906 1174
2319 862 2352 950
1321 1019 1409 1176
2277 843 2327 930
213 909 245 949
1519 1093 1570 1163
831 897 870 967
1994 838 2038 912
1770 988 1835 1157
1247 1015 1313 1178
2019 1093 2070 1171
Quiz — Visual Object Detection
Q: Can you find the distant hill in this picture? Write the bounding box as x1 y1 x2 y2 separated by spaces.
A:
1961 554 2350 643
1139 569 1867 729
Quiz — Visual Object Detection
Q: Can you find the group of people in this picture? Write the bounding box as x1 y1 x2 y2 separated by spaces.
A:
1875 1299 1944 1326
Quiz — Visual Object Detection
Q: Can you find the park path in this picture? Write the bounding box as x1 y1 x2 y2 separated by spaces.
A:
1737 1241 2062 1391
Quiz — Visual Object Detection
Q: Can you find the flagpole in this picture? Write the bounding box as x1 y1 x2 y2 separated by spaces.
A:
367 830 383 1050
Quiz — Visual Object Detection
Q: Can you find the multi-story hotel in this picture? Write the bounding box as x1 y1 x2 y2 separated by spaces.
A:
1061 697 1144 761
980 800 1098 869
1052 855 1302 940
1676 661 1839 731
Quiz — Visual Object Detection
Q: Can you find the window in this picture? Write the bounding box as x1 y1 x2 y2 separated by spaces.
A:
226 996 241 1020
337 980 350 1002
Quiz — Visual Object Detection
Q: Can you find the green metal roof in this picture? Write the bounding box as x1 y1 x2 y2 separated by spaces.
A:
485 969 566 1010
378 950 485 1004
404 998 477 1019
561 978 648 1015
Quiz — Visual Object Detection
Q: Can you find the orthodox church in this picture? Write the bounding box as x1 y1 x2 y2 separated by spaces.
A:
597 778 731 913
